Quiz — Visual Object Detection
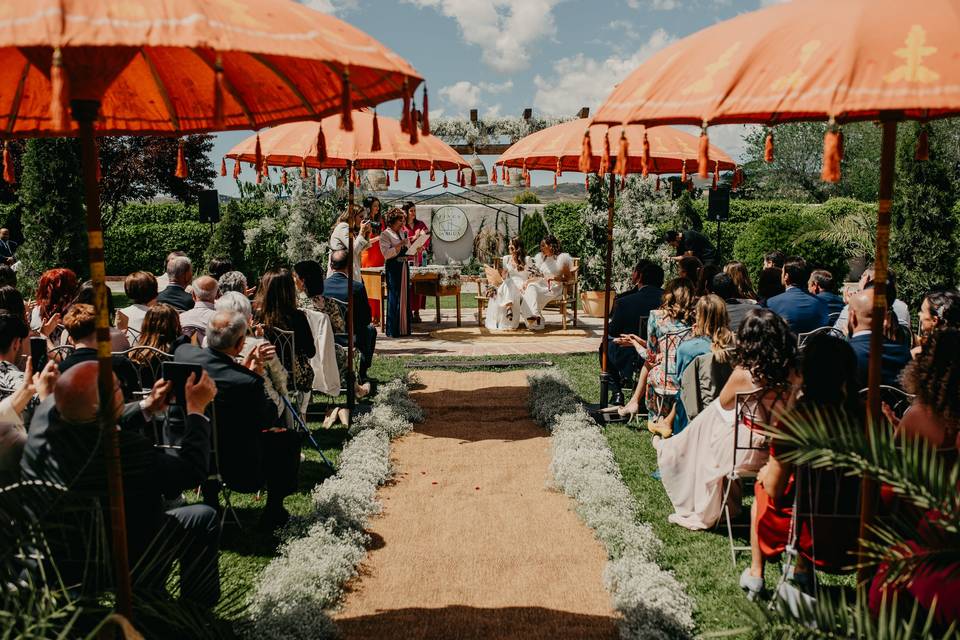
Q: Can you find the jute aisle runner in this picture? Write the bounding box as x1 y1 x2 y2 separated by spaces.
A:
334 370 618 640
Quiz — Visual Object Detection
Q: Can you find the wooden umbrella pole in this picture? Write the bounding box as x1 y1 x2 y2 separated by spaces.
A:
346 162 356 426
599 172 616 408
857 116 898 587
73 99 133 618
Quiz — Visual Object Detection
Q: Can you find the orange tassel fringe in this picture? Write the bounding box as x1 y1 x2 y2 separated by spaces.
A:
429 162 436 182
641 131 650 177
409 104 419 145
617 131 629 178
698 128 710 179
2 143 14 184
175 140 188 179
340 70 353 131
300 159 308 179
49 47 70 131
470 169 477 186
442 173 448 188
491 164 498 184
233 159 241 179
421 86 430 136
254 135 263 171
764 131 774 163
394 162 400 181
600 132 610 178
821 128 842 183
220 157 227 177
579 132 592 174
712 160 719 190
680 159 687 183
316 127 327 163
371 111 381 152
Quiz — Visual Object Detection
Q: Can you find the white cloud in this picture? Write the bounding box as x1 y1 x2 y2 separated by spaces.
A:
479 80 514 94
607 19 640 40
484 104 503 117
759 0 790 5
298 0 358 13
405 0 561 72
439 81 482 110
625 0 678 9
532 28 674 116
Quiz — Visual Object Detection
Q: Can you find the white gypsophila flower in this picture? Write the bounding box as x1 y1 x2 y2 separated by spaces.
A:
605 555 696 640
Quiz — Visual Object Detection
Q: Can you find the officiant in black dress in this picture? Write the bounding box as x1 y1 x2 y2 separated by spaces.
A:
379 208 415 338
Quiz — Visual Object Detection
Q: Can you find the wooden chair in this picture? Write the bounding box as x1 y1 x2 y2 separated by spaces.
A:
543 257 579 330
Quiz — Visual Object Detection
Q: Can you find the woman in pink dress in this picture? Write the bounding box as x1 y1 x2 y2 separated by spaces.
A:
401 201 430 323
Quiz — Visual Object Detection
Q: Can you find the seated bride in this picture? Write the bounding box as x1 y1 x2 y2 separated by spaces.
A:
522 235 573 331
484 236 532 331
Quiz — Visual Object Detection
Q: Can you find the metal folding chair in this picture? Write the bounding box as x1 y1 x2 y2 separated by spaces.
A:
797 326 845 349
114 346 174 446
858 385 915 424
827 311 842 326
47 344 75 362
647 327 693 420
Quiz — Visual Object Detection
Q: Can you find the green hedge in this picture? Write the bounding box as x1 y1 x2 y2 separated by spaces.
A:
104 221 212 276
110 202 197 226
733 211 849 282
542 202 592 259
519 211 548 255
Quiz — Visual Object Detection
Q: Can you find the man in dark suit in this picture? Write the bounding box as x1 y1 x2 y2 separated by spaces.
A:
601 260 664 406
324 249 377 383
808 269 845 317
664 229 717 266
846 290 911 390
712 273 761 333
174 309 301 529
765 257 829 335
157 255 195 311
58 304 140 399
20 362 221 607
0 228 17 265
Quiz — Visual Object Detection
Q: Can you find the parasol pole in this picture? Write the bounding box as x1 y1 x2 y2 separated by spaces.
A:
346 161 356 426
599 172 616 408
858 116 898 586
73 99 133 618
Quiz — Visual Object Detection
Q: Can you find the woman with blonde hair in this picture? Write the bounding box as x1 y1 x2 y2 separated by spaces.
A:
724 261 758 303
327 205 370 280
648 294 735 438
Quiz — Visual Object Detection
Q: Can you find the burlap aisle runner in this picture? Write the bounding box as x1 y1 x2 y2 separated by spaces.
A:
334 370 618 640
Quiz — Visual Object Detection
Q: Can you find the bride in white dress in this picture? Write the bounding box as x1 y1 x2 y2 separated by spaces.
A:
522 235 573 331
485 237 532 331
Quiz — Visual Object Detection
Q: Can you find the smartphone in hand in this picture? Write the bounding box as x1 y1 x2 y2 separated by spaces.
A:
30 336 48 373
160 362 204 407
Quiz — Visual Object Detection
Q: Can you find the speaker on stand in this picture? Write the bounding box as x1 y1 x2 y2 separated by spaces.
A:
198 190 220 235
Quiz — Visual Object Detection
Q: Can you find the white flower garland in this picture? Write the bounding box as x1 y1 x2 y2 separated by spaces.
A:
432 115 573 148
244 376 424 640
527 370 696 640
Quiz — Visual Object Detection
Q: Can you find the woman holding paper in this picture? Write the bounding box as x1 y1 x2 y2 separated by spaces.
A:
402 202 431 323
381 208 427 337
485 236 532 331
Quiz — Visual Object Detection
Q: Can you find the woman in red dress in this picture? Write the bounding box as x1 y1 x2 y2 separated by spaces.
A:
359 196 384 324
401 201 430 323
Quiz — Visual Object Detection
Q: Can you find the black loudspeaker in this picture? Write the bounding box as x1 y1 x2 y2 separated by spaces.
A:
707 187 730 222
198 190 220 223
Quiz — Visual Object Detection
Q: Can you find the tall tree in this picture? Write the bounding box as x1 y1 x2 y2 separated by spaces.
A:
17 138 89 288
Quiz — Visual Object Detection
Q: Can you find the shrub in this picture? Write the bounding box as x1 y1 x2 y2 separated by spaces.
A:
519 210 548 255
542 201 592 260
733 211 849 282
108 202 196 227
243 216 289 280
513 190 540 204
104 222 211 275
204 200 247 270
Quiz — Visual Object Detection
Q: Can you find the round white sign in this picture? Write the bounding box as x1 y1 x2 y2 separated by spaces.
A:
431 206 469 242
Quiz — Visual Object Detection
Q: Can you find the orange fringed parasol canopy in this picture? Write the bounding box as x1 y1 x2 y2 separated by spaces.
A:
0 0 423 136
225 111 469 173
592 0 960 128
495 118 735 176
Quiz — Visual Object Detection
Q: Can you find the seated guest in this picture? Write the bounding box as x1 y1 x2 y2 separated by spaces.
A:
763 251 785 270
30 268 78 336
741 334 861 599
72 280 130 351
913 289 960 357
846 289 911 390
694 264 720 297
833 266 911 331
664 229 717 266
58 304 140 400
0 264 16 288
807 268 844 316
712 273 761 333
765 257 828 334
207 257 234 281
157 255 195 311
724 261 758 303
119 271 158 335
523 235 574 331
0 285 25 321
20 362 221 607
649 294 735 439
756 267 785 305
897 328 960 448
656 309 798 530
0 358 57 484
217 270 249 297
155 250 186 291
255 269 316 392
324 249 377 383
0 312 28 395
179 276 218 339
602 260 664 406
174 310 301 529
131 303 190 387
677 255 702 283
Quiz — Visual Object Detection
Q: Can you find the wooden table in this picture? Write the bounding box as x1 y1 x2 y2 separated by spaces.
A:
361 267 462 329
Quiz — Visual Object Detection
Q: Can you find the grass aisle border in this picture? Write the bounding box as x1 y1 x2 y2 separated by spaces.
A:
527 370 696 640
241 376 425 640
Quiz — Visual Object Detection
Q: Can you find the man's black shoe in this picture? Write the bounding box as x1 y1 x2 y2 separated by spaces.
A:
610 392 625 407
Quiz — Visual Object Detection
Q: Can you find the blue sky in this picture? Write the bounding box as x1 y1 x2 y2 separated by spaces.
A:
211 0 778 196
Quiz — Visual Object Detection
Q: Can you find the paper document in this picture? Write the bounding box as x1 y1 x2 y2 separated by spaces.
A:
409 232 430 253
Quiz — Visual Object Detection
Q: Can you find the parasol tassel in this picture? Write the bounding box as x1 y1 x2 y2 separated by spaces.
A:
698 128 710 178
281 170 288 186
254 134 263 171
315 170 322 188
175 140 188 179
233 159 241 179
340 70 353 131
505 168 511 185
416 173 422 189
300 159 307 179
641 131 650 177
731 166 741 190
820 128 842 183
470 169 477 187
443 172 448 188
584 174 589 192
213 55 225 128
915 126 929 161
394 162 399 181
316 126 327 163
680 159 687 184
712 160 719 190
617 130 629 178
764 131 774 163
349 164 357 186
385 172 390 187
401 81 411 133
460 171 466 188
49 47 71 131
655 175 660 192
220 157 227 177
578 132 592 174
429 161 436 182
2 143 14 184
409 105 419 145
421 86 430 136
371 110 382 152
600 131 610 177
491 164 498 184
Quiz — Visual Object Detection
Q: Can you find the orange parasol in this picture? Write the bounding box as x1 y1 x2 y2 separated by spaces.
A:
0 0 423 621
224 111 469 181
495 118 735 178
591 0 960 581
